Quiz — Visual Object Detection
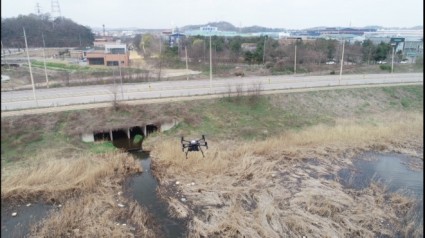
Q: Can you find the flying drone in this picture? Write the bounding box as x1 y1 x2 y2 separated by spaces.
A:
181 135 208 159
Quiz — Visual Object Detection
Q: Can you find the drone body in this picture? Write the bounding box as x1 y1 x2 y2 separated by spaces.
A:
181 135 208 159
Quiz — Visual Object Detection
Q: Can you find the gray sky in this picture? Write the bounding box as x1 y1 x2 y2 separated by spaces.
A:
1 0 423 29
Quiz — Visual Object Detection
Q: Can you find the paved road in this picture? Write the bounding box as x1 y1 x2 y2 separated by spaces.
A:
1 73 423 112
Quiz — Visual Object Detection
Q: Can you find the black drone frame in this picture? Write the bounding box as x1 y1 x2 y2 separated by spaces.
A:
181 135 208 159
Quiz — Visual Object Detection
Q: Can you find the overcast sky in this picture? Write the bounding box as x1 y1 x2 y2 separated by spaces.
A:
1 0 423 29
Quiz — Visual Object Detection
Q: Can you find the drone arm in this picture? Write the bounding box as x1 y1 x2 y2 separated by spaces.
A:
198 141 208 149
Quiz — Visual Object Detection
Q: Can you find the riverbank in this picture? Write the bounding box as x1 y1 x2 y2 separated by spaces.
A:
1 151 158 237
150 113 423 237
1 84 422 237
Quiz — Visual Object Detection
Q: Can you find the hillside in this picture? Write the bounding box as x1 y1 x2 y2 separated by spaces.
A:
180 21 285 32
1 14 94 48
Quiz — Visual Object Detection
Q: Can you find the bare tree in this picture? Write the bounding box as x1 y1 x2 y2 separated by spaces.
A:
110 85 119 110
247 82 263 105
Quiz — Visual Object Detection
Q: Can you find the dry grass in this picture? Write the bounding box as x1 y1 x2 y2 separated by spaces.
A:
1 151 159 237
1 151 141 204
151 112 423 237
29 190 156 237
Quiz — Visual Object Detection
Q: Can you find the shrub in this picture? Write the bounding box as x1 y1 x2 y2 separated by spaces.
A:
379 65 391 71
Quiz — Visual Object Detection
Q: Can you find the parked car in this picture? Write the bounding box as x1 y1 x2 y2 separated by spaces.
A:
325 61 336 65
377 61 387 64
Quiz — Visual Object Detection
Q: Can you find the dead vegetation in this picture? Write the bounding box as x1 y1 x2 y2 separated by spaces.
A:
150 112 423 237
1 151 159 237
1 151 141 204
29 190 157 237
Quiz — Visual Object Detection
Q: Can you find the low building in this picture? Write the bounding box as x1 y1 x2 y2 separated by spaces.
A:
85 42 129 66
403 40 423 62
241 43 257 52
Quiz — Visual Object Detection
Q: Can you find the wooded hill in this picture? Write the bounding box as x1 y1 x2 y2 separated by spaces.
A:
180 21 284 33
1 14 94 48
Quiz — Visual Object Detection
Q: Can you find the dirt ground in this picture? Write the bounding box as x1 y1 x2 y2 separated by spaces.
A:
149 116 423 237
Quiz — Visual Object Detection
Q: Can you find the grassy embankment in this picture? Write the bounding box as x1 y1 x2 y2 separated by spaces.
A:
1 84 423 237
147 85 423 237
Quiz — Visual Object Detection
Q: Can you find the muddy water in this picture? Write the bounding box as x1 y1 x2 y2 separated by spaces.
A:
124 151 186 238
338 152 423 195
1 203 54 238
338 152 423 225
113 137 143 151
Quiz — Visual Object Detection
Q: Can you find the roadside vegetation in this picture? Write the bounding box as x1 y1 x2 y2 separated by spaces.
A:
1 84 423 237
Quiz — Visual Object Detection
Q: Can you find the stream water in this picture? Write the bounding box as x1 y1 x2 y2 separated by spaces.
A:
338 152 423 226
1 203 54 238
124 150 187 238
338 152 423 195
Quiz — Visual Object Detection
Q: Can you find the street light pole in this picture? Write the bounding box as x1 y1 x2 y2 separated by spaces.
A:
339 38 345 85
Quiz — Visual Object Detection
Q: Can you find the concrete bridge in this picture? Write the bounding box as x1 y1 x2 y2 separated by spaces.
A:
81 119 178 149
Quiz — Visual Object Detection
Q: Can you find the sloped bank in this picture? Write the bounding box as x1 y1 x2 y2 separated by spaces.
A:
150 114 423 237
1 152 158 237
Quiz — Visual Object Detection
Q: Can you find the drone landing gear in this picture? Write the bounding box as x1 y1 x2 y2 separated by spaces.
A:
185 148 205 159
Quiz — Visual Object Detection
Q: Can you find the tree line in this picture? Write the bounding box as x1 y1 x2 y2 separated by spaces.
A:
133 33 403 71
1 14 94 48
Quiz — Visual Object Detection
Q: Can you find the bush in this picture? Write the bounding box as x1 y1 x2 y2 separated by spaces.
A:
265 62 274 69
330 70 335 75
133 134 144 143
379 65 391 71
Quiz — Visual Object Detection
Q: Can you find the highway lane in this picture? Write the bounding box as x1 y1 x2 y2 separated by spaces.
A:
1 73 423 111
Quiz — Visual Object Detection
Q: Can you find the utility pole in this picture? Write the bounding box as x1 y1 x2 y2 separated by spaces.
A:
294 43 297 74
185 46 189 80
339 39 345 85
209 34 212 94
23 28 38 106
262 35 267 65
42 33 49 88
158 37 162 80
391 45 395 74
1 41 8 67
119 61 124 99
